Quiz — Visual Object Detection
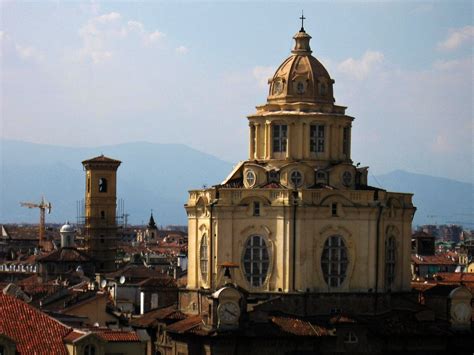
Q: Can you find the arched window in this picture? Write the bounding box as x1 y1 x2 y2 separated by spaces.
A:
98 178 107 193
84 344 96 355
200 235 208 281
321 235 348 287
385 236 396 287
243 235 269 287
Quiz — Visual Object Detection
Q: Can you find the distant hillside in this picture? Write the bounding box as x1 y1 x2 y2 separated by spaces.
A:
373 170 473 228
1 140 472 228
0 139 233 225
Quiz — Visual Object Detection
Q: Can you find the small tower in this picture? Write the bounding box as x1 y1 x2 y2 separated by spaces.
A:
82 155 121 273
145 211 158 242
60 221 75 248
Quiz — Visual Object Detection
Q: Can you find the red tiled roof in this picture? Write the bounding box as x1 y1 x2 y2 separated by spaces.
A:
62 330 85 342
105 265 159 280
82 155 121 164
95 329 140 342
131 306 186 328
435 272 474 283
411 281 437 292
0 293 71 354
270 316 332 337
36 247 91 262
329 314 356 324
411 254 458 265
166 315 203 334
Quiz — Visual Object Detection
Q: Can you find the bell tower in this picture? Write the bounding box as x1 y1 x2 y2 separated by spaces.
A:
82 155 121 273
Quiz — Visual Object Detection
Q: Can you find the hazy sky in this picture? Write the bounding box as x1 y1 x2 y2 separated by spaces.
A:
1 1 472 183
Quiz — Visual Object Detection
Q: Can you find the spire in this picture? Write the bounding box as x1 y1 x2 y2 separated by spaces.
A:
147 210 157 229
292 12 312 55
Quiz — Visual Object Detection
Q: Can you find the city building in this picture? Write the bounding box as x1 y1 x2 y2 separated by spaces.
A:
151 21 472 354
82 155 121 273
185 23 415 301
0 292 148 355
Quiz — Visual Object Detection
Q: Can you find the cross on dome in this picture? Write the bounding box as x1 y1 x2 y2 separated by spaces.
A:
300 10 306 32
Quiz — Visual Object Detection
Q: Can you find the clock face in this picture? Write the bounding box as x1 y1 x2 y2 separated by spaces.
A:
218 302 240 324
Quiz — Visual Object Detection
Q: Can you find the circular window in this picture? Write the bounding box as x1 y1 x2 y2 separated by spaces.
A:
321 235 348 287
242 235 269 287
289 170 303 187
245 169 256 187
342 171 352 187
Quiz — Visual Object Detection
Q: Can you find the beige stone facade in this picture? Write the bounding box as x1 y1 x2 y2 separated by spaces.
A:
185 27 415 297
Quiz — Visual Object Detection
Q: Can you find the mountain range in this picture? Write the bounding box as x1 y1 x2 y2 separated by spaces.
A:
1 139 472 228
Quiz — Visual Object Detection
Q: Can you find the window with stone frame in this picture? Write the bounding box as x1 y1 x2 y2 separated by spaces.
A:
310 124 325 153
385 236 396 287
243 235 270 287
321 235 348 287
272 124 288 153
200 234 208 281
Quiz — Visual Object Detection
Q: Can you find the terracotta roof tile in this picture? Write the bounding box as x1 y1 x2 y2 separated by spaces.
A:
131 306 186 328
62 330 85 342
82 155 121 164
270 316 333 337
0 293 71 354
96 330 140 342
166 315 203 334
411 254 458 265
36 247 92 262
436 272 474 283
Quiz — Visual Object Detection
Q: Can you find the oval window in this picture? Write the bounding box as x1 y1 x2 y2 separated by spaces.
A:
242 235 269 287
246 169 256 187
200 235 208 281
321 235 348 287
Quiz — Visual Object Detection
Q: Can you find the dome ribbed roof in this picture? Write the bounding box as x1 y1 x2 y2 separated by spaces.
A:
267 29 334 105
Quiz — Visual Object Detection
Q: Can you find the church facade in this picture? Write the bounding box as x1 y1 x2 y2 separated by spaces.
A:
185 25 415 299
151 22 472 355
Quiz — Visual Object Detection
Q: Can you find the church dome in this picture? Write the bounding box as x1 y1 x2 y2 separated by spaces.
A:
60 222 75 234
267 28 334 105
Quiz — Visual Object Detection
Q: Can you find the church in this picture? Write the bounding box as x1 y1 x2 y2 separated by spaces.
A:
186 22 414 297
153 20 471 355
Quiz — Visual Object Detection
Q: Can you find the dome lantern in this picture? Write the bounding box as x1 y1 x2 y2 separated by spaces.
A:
292 29 312 55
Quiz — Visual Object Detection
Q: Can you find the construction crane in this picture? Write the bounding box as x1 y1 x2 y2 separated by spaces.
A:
20 196 52 247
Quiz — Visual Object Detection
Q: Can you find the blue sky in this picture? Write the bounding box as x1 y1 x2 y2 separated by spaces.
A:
1 1 473 183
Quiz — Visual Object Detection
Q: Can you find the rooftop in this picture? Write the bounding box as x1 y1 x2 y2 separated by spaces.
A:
0 293 71 354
